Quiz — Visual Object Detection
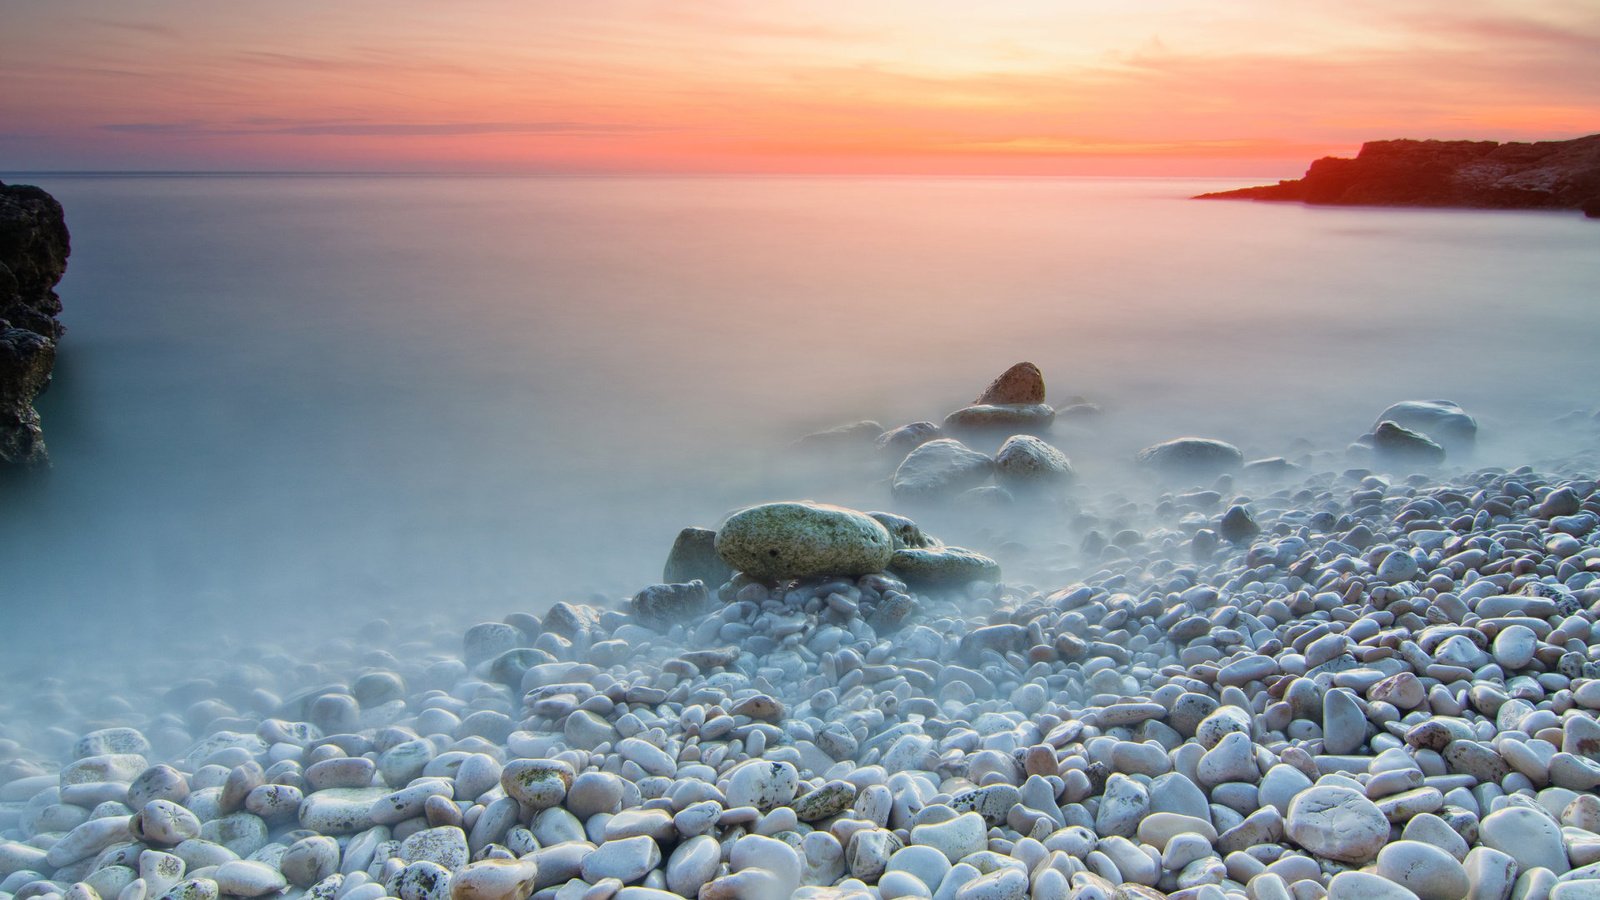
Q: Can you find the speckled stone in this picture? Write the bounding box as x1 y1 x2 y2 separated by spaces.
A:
714 502 893 579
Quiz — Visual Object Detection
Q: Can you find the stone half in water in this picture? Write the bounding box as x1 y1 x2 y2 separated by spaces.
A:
942 402 1055 436
793 419 884 450
1372 420 1445 467
1372 400 1476 451
714 501 894 581
993 434 1074 488
891 438 993 499
1135 437 1244 479
975 361 1046 405
662 526 735 587
888 546 1000 589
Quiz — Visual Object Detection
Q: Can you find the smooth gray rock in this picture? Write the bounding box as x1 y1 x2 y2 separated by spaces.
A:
892 439 994 499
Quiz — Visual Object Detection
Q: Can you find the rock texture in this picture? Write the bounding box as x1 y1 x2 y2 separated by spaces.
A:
1197 134 1600 214
0 180 70 465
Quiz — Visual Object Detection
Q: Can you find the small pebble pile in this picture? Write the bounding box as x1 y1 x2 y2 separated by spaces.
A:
7 365 1600 900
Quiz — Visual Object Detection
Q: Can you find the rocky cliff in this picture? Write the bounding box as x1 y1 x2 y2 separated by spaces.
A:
0 181 70 465
1198 134 1600 216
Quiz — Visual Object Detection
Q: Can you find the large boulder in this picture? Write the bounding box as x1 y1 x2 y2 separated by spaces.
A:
715 502 894 581
0 181 70 466
975 362 1045 406
1135 437 1243 479
1371 400 1476 451
891 439 993 499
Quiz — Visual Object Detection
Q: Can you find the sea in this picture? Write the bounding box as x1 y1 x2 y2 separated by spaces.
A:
2 174 1596 658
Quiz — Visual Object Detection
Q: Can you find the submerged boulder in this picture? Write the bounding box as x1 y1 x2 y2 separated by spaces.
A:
662 527 735 587
993 435 1074 488
943 403 1055 435
875 421 942 456
715 502 894 581
795 419 884 450
1372 400 1476 451
889 547 1001 589
1372 420 1445 466
975 362 1046 406
891 439 994 499
1135 437 1243 479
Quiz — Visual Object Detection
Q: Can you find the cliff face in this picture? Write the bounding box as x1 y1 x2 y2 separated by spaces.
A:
1198 134 1600 215
0 181 70 466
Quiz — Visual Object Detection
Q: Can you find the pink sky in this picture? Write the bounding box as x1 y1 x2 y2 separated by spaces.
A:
2 0 1597 175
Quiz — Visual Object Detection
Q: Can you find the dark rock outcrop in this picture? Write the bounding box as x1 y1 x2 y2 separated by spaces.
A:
1197 134 1600 214
0 181 70 465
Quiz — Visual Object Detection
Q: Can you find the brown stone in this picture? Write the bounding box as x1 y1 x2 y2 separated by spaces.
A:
975 362 1045 405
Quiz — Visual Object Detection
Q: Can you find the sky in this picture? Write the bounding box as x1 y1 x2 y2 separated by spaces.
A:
2 0 1597 176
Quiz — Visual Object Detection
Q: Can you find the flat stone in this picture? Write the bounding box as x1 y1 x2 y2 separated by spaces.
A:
1326 871 1420 900
1285 785 1389 864
909 812 986 863
211 861 286 898
1374 840 1470 900
1480 806 1567 874
1135 437 1243 479
447 859 538 900
942 404 1055 436
889 547 1000 589
579 836 660 885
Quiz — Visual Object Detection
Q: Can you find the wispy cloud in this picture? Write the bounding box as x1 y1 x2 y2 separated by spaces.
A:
101 120 669 138
88 18 181 39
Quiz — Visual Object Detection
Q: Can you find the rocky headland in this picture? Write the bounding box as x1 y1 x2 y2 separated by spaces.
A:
0 180 71 465
1197 135 1600 217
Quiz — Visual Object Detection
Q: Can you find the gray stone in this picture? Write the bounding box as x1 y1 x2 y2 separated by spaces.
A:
662 528 735 590
891 439 994 499
1372 400 1477 451
888 547 1000 589
1135 437 1243 478
1285 785 1389 863
1372 421 1445 466
992 435 1073 487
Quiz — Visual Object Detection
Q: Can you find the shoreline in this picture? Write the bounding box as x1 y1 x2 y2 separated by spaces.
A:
4 385 1600 899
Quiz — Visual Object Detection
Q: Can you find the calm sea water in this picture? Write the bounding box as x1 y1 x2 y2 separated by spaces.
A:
2 175 1597 650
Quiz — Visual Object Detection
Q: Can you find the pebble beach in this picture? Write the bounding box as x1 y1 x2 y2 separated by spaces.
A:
7 363 1600 900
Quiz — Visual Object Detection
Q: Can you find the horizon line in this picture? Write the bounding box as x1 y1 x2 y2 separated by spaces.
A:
1 169 1277 180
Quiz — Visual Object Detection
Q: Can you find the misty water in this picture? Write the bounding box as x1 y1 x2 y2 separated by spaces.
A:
3 174 1597 660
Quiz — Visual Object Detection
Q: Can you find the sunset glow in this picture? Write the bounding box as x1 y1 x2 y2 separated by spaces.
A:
3 0 1598 175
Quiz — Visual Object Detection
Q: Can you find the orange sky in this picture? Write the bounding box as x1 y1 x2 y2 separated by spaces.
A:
2 0 1597 175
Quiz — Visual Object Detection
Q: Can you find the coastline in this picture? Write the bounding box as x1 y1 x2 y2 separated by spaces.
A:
4 365 1600 898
